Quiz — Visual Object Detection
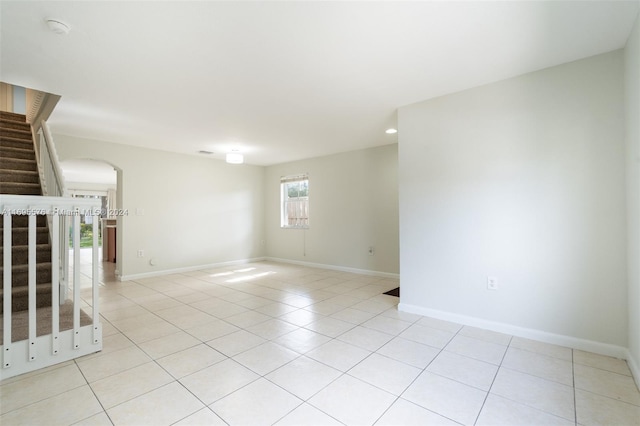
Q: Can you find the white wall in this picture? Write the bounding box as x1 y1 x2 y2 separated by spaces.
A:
55 135 265 279
12 85 25 114
398 51 628 352
65 182 116 193
265 145 399 276
625 12 640 381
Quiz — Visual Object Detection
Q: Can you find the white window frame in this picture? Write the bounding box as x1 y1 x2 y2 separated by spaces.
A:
280 174 309 229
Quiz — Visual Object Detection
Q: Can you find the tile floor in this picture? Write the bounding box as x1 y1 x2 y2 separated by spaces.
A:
1 260 639 425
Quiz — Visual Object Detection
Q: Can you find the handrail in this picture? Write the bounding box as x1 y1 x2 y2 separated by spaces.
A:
40 120 67 196
35 120 67 198
33 121 70 300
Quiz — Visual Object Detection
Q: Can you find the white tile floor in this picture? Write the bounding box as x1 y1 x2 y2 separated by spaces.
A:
1 260 639 425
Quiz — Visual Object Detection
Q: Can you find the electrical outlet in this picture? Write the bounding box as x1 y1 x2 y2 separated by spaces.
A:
368 246 375 256
137 250 144 258
487 276 498 290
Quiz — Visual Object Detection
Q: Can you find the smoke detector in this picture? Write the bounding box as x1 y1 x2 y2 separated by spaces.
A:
46 19 70 35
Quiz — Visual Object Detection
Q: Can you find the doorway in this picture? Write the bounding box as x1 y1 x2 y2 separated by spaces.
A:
60 159 120 282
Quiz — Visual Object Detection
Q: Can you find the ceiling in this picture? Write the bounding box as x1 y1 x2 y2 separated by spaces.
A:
1 1 638 166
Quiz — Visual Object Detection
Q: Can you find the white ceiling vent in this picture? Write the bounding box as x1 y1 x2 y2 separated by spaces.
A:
46 19 70 35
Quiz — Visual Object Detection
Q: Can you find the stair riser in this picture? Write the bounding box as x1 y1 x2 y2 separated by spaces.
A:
0 137 34 150
0 111 27 122
0 267 53 287
0 171 40 184
0 229 50 245
0 147 36 160
0 127 32 140
0 120 31 132
0 248 52 264
0 183 41 195
0 158 37 173
0 288 53 315
0 216 48 228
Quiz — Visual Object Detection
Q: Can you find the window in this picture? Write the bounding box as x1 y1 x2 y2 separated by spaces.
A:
281 174 309 228
71 194 105 248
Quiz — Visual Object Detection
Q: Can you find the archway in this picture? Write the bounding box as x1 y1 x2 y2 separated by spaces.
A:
59 158 123 281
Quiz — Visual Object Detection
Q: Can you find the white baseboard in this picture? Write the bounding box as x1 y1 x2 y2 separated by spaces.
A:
625 349 640 391
119 256 399 282
399 302 630 361
264 257 400 279
119 257 267 281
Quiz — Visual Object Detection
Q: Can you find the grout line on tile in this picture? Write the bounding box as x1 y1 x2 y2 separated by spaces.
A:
472 333 513 425
81 371 116 426
0 380 89 418
576 387 640 409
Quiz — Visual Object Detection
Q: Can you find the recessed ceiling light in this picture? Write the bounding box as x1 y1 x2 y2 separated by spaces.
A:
385 128 397 134
46 18 71 35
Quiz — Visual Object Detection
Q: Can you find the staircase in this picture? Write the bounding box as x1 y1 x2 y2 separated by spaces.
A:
0 111 53 314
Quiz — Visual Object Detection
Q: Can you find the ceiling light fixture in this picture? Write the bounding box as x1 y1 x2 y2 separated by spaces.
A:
46 18 71 35
226 150 244 164
385 128 398 134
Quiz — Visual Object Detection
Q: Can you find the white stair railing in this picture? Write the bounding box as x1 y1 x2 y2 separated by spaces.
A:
0 195 102 380
32 120 72 300
34 120 67 198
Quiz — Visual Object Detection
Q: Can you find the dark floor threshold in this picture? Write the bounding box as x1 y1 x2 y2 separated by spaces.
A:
383 287 400 297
